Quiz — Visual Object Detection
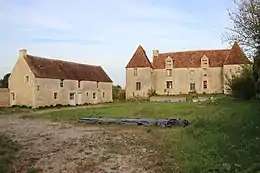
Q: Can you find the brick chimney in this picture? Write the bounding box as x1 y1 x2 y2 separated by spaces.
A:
19 49 27 59
153 49 159 63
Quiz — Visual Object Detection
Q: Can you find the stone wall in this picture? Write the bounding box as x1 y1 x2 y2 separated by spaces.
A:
0 88 10 107
35 78 113 107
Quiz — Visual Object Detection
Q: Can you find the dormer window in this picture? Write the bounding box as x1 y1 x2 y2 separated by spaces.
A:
165 57 173 69
134 68 138 76
201 55 209 67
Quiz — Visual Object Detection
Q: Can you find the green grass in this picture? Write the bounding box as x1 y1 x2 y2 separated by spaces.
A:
31 101 218 121
0 135 20 173
178 99 260 173
27 97 260 172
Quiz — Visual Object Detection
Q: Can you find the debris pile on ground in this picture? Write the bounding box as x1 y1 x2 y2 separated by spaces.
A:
78 117 190 127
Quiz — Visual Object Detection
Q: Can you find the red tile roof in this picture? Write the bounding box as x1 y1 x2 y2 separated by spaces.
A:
224 42 249 65
126 45 153 68
154 49 231 69
24 54 113 82
152 42 248 69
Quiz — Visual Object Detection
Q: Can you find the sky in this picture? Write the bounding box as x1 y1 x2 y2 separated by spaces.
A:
0 0 234 87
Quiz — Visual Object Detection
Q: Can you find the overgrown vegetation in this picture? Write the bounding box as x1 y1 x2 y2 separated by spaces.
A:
225 65 256 99
0 134 20 173
178 98 260 172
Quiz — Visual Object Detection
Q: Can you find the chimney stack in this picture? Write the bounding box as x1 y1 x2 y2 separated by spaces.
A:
19 49 27 59
153 49 159 62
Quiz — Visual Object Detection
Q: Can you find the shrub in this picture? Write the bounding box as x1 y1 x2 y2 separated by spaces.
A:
148 89 157 97
225 65 255 99
118 89 126 100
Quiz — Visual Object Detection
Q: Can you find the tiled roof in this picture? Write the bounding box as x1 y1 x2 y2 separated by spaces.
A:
224 42 249 65
126 45 153 68
132 42 248 69
24 54 113 82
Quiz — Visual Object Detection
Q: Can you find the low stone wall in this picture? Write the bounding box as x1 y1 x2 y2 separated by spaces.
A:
150 95 209 102
0 88 10 107
150 96 187 102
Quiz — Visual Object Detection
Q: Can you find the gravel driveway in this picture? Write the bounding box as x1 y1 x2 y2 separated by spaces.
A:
0 115 160 173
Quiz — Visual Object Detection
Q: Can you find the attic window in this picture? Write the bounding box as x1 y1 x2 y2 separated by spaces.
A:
202 59 208 66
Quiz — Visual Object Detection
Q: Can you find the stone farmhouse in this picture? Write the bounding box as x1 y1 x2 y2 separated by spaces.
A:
125 42 249 99
9 49 113 107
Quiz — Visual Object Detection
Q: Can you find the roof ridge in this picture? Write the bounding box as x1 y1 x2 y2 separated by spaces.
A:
159 49 231 55
27 54 101 67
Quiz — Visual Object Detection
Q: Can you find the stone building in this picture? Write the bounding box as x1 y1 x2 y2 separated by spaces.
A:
125 42 248 99
9 49 113 107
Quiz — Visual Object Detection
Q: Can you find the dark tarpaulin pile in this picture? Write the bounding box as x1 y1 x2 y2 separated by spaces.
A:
78 117 189 127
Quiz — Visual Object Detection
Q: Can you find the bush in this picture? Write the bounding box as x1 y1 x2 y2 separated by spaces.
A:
118 89 126 100
148 89 157 97
225 65 255 99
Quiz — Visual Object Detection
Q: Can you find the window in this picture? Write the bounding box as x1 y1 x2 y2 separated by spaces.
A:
11 92 15 100
37 85 40 90
203 59 208 65
69 93 75 100
25 76 29 82
86 92 88 96
166 69 172 77
78 80 81 88
54 92 57 99
60 79 64 87
203 81 208 89
97 81 99 88
166 81 173 89
190 70 194 76
103 92 105 98
204 73 207 77
190 83 195 91
136 82 141 90
93 92 96 99
134 68 138 76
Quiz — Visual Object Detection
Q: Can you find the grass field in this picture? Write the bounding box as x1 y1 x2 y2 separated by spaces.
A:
7 97 260 172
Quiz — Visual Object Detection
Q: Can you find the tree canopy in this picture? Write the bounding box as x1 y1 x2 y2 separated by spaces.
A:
0 73 11 88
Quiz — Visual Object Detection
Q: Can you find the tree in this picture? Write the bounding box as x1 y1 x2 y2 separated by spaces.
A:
0 73 11 88
112 85 122 100
226 0 260 55
225 65 255 99
225 0 260 94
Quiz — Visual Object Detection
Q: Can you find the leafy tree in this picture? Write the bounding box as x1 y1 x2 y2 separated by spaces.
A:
0 73 11 88
225 65 255 99
225 0 260 93
112 85 122 100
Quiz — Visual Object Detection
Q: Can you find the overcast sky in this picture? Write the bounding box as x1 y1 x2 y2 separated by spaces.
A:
0 0 234 87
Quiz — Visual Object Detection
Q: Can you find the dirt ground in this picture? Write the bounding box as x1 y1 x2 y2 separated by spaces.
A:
0 114 161 173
